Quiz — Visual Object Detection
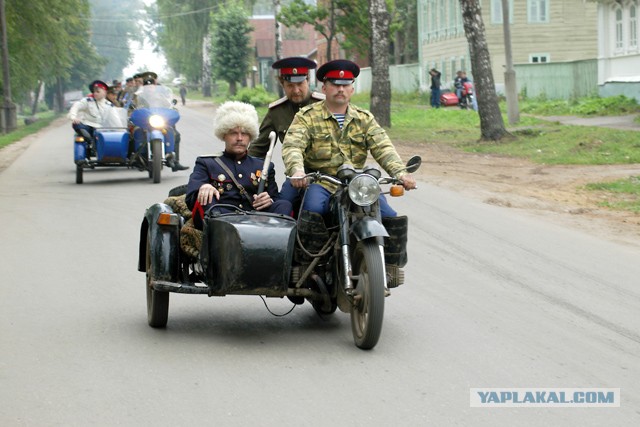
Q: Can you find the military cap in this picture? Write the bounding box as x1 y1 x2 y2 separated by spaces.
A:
139 71 158 81
88 80 108 92
272 57 316 83
316 59 360 85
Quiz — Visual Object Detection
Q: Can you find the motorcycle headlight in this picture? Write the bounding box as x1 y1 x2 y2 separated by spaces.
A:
348 174 380 206
148 114 166 129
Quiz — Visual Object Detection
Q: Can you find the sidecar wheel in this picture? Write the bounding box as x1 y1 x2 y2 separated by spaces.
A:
146 232 169 327
151 140 162 184
75 165 83 184
350 240 385 350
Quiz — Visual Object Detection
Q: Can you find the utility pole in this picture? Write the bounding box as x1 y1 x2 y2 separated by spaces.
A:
274 0 283 97
0 0 17 133
502 0 519 124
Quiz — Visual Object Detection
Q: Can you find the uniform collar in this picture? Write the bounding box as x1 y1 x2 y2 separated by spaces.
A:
223 150 248 161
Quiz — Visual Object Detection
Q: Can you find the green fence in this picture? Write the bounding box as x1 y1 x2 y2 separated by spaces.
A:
513 59 598 99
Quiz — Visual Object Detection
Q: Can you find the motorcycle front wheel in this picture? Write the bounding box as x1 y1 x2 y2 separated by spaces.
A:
151 139 162 184
350 240 385 350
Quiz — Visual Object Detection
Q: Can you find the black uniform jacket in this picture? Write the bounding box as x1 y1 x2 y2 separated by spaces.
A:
186 151 281 220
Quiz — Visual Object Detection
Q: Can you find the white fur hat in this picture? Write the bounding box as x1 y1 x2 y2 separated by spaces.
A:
213 101 259 142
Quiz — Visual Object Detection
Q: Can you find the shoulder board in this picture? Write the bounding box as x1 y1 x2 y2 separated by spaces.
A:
85 97 93 101
200 151 224 158
105 100 113 107
268 96 288 109
351 104 372 116
310 92 325 101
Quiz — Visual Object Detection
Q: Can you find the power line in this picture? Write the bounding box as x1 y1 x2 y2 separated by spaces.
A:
82 5 216 23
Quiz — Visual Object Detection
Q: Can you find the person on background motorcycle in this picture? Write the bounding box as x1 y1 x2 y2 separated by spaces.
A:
68 80 114 150
130 71 188 171
186 101 292 230
118 77 135 109
249 56 325 210
282 59 417 218
106 85 121 107
454 70 468 104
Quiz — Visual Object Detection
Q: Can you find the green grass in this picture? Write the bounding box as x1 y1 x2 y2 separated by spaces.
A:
585 177 640 213
0 111 60 149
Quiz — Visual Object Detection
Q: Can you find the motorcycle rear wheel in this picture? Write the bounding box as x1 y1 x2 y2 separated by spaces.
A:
146 231 169 327
350 240 385 349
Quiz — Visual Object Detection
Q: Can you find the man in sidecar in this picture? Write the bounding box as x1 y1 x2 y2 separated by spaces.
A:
68 80 114 158
185 101 292 230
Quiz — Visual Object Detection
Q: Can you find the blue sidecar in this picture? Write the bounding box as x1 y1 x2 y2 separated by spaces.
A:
74 84 181 184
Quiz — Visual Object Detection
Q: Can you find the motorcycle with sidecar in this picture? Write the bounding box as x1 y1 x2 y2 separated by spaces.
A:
137 156 421 349
74 85 181 184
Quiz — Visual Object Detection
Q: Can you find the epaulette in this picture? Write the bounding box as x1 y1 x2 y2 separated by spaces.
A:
310 91 325 101
200 151 224 158
268 96 288 109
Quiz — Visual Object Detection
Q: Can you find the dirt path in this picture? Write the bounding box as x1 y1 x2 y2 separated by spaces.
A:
394 141 640 248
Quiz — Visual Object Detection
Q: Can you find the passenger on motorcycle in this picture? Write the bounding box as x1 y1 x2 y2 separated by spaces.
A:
282 59 417 218
186 101 292 230
130 71 188 171
454 70 468 103
68 80 114 150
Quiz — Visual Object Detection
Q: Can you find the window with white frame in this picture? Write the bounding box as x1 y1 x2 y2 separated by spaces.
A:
528 0 549 23
615 7 624 50
492 0 514 24
529 54 549 63
630 4 638 49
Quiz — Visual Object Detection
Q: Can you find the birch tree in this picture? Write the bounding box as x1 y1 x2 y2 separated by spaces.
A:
459 0 508 140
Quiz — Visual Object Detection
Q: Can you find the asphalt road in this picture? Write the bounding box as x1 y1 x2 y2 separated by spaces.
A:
1 104 639 426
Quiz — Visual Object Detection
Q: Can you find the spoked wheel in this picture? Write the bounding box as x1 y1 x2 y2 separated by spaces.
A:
350 240 385 349
146 232 169 327
151 139 162 184
75 165 83 184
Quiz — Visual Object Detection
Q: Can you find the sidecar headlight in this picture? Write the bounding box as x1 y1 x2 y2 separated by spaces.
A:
148 114 166 129
348 174 380 206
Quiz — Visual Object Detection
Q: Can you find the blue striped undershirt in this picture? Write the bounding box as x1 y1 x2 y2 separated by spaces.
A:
333 113 345 129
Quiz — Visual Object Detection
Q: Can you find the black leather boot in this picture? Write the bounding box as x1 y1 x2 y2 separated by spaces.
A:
382 216 408 288
171 136 189 171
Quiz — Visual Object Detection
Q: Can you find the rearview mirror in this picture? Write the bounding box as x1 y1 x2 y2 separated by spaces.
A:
405 156 422 173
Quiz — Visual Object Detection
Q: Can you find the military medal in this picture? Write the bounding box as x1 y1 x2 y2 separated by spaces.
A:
218 174 226 181
226 184 233 191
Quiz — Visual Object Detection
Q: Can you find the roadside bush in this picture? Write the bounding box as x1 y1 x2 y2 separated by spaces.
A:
232 85 273 107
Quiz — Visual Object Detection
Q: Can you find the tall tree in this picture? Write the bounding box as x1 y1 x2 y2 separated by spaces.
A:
369 0 391 127
459 0 508 141
154 0 217 88
278 0 339 61
210 1 252 95
89 0 143 82
4 0 104 111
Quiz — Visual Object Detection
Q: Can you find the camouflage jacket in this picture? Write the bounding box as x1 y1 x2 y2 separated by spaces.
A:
282 101 408 187
249 92 324 158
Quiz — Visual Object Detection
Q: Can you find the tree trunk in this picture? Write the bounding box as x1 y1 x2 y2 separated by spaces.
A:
459 0 508 141
31 81 42 116
369 0 391 127
202 33 212 97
